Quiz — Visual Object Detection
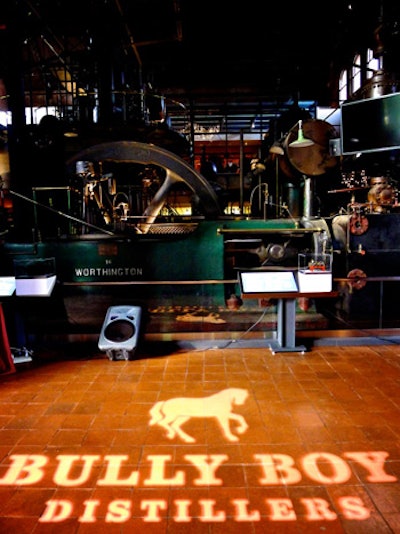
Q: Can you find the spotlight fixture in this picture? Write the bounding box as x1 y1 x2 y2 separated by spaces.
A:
288 120 314 148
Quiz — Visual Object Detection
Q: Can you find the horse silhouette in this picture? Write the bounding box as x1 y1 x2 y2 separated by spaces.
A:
149 388 249 443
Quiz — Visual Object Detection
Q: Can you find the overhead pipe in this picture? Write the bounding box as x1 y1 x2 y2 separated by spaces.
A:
239 129 244 215
113 0 145 120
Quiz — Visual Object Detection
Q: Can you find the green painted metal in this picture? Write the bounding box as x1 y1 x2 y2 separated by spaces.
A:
2 219 303 335
3 219 297 284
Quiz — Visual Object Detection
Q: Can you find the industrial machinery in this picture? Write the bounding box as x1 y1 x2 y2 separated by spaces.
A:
3 104 400 344
2 0 400 351
0 120 337 343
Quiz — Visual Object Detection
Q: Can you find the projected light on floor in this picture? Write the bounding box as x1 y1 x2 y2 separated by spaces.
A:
0 388 397 526
149 388 249 443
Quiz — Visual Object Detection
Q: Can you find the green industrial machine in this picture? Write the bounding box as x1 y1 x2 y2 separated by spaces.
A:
1 141 331 342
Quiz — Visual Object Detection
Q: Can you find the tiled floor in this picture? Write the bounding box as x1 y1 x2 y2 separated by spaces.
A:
1 339 400 533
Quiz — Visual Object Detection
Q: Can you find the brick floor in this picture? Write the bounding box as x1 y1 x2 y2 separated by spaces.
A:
0 340 400 532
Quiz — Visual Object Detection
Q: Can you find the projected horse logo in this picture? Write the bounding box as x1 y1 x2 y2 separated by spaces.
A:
149 388 249 443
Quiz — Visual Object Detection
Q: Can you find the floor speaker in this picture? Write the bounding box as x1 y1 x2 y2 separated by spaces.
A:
98 305 142 360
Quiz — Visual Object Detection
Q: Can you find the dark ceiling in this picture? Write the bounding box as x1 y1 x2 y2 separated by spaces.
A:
1 0 399 136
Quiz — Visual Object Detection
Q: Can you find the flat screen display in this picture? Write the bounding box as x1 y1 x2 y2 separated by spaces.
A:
238 271 298 294
340 92 400 155
0 277 15 296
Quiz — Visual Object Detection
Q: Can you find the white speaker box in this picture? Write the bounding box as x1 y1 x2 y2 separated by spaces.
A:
98 305 142 360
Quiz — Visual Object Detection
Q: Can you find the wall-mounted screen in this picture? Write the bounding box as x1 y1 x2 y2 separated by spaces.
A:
340 92 400 155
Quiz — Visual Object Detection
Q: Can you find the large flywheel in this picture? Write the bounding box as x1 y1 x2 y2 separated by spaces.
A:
66 141 222 234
